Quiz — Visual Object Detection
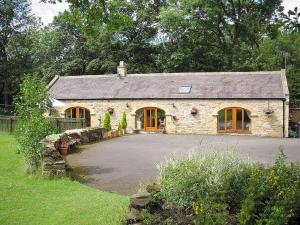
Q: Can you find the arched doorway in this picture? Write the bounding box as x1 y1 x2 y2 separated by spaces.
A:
217 107 251 133
136 107 165 131
65 107 91 127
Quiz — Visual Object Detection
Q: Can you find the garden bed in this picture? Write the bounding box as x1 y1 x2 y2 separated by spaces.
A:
126 151 300 225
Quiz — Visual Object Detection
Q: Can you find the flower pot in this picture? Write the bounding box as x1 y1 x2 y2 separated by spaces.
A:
59 141 69 155
59 147 68 156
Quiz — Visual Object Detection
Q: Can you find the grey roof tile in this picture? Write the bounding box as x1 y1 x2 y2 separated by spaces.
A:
49 71 285 100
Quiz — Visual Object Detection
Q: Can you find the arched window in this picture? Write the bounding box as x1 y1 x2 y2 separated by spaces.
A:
218 107 251 133
65 107 91 127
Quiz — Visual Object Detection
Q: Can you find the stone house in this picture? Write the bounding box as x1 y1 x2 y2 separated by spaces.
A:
48 62 289 137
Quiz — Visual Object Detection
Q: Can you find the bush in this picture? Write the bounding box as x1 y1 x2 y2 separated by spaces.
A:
239 149 300 225
159 152 254 208
120 112 127 129
103 112 111 131
157 150 300 225
14 73 54 173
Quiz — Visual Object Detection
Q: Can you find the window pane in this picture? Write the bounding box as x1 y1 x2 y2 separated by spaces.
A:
157 109 165 128
227 109 232 130
65 109 71 118
85 110 91 127
218 110 225 130
71 108 76 119
146 109 151 127
151 110 156 127
236 109 243 130
79 108 84 118
244 110 251 131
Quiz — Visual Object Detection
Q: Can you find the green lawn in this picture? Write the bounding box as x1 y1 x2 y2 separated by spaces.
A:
0 134 129 225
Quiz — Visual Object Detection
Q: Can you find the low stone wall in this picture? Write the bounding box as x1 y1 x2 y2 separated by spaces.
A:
40 128 124 177
126 183 160 224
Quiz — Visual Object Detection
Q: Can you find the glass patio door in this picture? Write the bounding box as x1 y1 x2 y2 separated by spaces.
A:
144 108 157 130
218 107 251 133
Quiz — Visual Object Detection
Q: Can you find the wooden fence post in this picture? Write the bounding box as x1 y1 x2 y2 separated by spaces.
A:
9 117 13 134
56 119 61 133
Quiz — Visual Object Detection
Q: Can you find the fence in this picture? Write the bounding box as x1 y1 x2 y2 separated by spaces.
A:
49 118 86 133
0 116 18 133
0 116 86 133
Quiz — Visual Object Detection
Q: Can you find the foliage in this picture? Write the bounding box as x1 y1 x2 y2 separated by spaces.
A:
239 149 300 225
1 0 300 106
120 112 127 129
103 112 111 131
157 150 300 225
14 73 54 173
281 7 300 33
0 0 39 106
0 134 129 225
159 152 254 209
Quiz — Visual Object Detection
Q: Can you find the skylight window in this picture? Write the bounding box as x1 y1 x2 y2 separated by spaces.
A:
179 85 192 94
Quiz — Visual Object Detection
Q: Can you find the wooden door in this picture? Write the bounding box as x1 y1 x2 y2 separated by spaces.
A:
144 108 158 130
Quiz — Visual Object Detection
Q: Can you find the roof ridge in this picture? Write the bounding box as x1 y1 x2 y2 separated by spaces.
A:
57 71 281 79
127 71 281 77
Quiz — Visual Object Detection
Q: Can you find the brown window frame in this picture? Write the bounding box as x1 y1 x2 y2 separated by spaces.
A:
217 107 251 133
65 107 91 127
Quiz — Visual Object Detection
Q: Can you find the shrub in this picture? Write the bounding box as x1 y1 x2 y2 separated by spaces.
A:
103 112 111 131
158 152 256 224
239 149 300 225
14 73 54 173
159 152 254 208
120 112 127 129
157 150 300 225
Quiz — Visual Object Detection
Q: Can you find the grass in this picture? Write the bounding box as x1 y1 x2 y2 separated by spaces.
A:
0 134 129 225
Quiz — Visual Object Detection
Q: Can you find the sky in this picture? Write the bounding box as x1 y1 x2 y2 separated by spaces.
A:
32 0 300 26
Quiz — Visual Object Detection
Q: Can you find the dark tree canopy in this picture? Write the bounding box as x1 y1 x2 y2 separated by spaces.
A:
1 0 300 107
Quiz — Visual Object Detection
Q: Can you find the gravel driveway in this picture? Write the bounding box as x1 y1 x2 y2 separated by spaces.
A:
66 134 300 195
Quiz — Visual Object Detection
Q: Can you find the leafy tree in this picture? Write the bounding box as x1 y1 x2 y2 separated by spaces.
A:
0 0 39 107
14 73 54 173
282 7 300 33
103 112 111 131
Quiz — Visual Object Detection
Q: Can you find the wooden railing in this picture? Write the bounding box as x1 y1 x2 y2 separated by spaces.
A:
0 116 86 134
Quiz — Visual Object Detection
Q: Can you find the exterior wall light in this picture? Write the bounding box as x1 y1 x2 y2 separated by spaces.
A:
107 107 114 114
191 107 198 115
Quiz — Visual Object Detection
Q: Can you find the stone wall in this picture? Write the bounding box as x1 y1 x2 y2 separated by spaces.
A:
53 99 288 137
40 127 109 177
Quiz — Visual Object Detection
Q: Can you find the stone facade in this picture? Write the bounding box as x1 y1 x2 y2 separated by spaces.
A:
53 99 288 138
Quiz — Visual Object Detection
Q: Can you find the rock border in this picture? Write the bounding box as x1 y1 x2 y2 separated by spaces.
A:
40 128 125 177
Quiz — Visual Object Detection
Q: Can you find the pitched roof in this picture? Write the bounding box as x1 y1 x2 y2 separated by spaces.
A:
49 71 287 100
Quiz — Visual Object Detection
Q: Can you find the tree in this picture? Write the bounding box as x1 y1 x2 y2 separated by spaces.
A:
14 73 53 173
282 7 300 33
158 0 282 71
0 0 39 107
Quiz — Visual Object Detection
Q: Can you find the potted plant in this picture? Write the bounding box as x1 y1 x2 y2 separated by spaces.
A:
103 112 112 138
120 112 127 134
59 140 69 156
118 122 123 136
